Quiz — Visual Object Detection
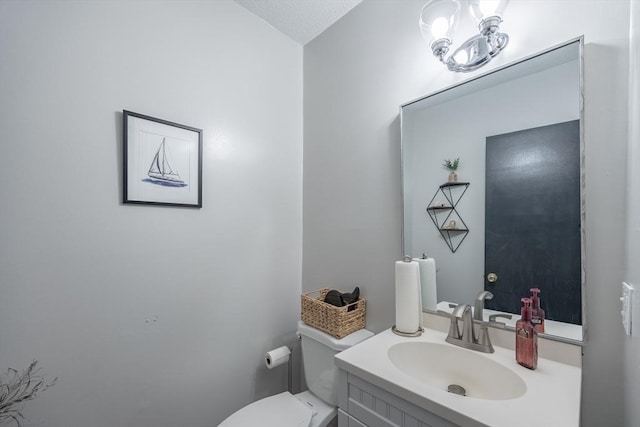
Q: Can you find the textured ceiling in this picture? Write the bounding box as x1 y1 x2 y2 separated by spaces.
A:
233 0 363 45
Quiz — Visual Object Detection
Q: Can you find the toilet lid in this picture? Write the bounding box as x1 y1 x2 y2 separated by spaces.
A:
218 392 313 427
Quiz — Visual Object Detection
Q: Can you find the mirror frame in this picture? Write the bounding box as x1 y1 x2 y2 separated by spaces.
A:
400 37 585 345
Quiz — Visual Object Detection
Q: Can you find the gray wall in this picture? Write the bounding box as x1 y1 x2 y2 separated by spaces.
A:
0 1 302 426
624 1 640 425
303 1 631 426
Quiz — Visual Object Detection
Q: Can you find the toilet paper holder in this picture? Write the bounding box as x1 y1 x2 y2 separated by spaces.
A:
265 345 294 392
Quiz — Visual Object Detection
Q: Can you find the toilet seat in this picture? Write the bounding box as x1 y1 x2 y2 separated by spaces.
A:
218 391 313 427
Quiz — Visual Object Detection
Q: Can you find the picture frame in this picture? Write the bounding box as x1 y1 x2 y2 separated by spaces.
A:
123 110 202 208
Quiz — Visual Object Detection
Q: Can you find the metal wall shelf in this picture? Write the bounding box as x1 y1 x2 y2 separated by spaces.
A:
426 182 470 253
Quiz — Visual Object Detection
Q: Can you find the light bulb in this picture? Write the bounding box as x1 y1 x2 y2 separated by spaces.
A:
419 0 461 43
469 0 509 23
431 17 450 40
479 0 500 17
453 49 468 65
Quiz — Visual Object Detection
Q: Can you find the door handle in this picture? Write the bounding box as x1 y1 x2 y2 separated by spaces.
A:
487 272 498 283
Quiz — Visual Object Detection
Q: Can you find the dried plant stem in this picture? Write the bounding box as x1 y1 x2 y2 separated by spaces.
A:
0 360 56 427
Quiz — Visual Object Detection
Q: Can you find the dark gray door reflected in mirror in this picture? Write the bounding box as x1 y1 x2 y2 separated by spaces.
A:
484 120 581 324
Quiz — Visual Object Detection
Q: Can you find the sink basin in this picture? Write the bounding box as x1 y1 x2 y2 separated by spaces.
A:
388 342 526 400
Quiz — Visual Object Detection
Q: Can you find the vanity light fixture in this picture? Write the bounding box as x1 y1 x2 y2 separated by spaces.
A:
419 0 509 72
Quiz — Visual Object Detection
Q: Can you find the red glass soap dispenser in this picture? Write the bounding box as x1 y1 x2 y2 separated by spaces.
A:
530 288 545 334
516 297 538 370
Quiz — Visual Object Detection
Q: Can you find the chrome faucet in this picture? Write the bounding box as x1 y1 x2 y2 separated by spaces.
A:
439 301 507 354
473 290 494 321
452 304 476 344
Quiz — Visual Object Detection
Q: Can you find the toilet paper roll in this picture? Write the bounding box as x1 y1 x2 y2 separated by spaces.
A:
395 260 422 334
264 346 290 369
415 257 437 311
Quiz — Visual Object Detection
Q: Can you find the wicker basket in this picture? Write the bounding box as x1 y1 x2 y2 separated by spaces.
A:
301 288 366 339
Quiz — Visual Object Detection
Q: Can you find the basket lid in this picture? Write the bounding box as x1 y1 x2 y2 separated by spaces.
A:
297 320 373 351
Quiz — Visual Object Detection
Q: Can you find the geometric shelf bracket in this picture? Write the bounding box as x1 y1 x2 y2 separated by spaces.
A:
438 228 469 253
426 182 470 253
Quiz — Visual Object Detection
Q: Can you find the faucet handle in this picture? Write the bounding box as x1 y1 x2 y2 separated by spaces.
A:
438 310 462 340
488 313 512 327
489 313 512 321
476 322 495 353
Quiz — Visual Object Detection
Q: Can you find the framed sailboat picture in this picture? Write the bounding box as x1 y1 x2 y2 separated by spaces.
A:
123 111 202 207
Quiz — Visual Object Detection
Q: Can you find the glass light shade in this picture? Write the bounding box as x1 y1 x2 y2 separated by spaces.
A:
469 0 509 23
419 0 461 45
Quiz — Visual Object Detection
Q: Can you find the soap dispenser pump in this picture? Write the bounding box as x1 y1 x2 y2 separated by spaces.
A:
530 288 545 334
516 297 538 370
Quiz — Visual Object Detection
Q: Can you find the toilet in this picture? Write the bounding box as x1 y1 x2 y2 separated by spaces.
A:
219 320 373 427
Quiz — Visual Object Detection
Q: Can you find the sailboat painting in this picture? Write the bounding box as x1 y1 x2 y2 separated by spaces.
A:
143 138 187 187
123 110 203 208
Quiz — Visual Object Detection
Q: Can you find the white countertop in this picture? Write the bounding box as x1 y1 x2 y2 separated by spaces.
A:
334 327 581 427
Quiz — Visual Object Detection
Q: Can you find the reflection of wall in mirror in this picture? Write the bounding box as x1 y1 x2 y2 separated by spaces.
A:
404 60 579 306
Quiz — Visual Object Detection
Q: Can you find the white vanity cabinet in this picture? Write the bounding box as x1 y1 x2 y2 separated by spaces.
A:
338 370 459 427
334 327 581 427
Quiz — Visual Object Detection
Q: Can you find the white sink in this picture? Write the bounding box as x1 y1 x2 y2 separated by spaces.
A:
388 342 526 400
334 327 582 427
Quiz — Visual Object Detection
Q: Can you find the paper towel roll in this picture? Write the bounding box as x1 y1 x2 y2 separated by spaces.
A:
395 260 422 334
415 257 437 311
264 346 290 369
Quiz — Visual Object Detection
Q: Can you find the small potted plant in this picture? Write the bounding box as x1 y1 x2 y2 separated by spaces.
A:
0 360 56 426
442 158 460 183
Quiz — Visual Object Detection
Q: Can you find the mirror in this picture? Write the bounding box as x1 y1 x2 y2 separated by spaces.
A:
401 38 584 343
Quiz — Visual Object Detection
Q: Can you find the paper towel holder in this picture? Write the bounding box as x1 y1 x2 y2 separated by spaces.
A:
394 255 425 337
392 325 424 337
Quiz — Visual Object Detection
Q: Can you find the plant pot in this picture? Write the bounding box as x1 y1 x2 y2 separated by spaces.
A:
448 171 458 183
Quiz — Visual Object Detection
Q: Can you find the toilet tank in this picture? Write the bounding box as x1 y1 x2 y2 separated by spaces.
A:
297 321 373 406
